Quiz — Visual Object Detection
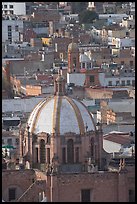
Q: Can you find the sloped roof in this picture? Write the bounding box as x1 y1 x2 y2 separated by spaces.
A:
104 132 131 145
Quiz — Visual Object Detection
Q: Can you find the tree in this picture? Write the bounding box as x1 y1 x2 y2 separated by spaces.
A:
79 10 99 24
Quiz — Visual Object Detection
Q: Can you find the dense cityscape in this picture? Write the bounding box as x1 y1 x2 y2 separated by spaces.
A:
2 2 135 202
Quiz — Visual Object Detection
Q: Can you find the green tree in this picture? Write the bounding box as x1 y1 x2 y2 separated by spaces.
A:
79 10 99 24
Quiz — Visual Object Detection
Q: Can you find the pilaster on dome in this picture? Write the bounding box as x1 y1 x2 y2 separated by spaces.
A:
54 68 66 96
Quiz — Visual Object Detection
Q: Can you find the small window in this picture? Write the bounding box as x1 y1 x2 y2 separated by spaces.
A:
8 33 12 37
132 80 135 86
127 80 131 86
8 26 12 32
82 63 85 69
2 139 5 144
90 75 95 83
87 63 91 69
121 61 124 65
10 10 14 14
121 80 125 86
15 25 19 32
62 147 66 164
129 189 135 202
15 138 19 145
130 61 133 66
4 5 7 8
73 57 77 68
75 147 79 163
7 138 12 145
108 81 112 86
116 81 119 86
9 188 16 201
81 189 91 202
9 5 13 9
47 148 50 164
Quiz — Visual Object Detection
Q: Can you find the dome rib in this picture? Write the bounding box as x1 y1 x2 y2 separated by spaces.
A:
64 96 85 134
52 95 62 134
76 99 96 131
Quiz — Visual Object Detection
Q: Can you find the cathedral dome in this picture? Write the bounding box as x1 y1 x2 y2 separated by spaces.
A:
27 95 96 135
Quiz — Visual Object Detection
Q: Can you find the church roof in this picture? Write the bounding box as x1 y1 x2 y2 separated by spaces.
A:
27 95 96 135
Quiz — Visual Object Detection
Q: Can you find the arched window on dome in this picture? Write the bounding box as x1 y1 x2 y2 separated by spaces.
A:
40 139 46 163
67 139 74 164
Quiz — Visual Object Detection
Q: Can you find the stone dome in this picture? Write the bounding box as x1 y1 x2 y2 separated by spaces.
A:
68 41 79 52
27 95 96 135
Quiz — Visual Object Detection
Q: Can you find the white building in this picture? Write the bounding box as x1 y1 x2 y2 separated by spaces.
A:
108 98 135 117
2 2 26 16
103 131 134 157
2 18 23 43
99 72 135 87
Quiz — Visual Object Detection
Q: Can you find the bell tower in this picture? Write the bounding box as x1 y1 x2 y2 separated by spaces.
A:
68 39 80 73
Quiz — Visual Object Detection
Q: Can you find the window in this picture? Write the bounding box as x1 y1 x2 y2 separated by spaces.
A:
9 5 13 9
47 148 50 164
67 139 74 163
132 80 135 86
73 57 77 68
36 148 38 163
10 10 14 14
82 63 85 69
90 75 95 83
2 139 5 144
116 81 119 86
129 190 135 202
8 26 12 32
7 138 12 145
81 189 91 202
75 147 79 163
15 25 19 32
90 138 94 157
126 31 129 36
127 80 131 85
130 61 133 66
4 5 7 9
8 32 12 37
15 138 19 145
87 63 91 69
108 81 112 86
40 139 45 163
121 80 125 86
9 188 16 201
121 61 124 65
62 147 66 163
